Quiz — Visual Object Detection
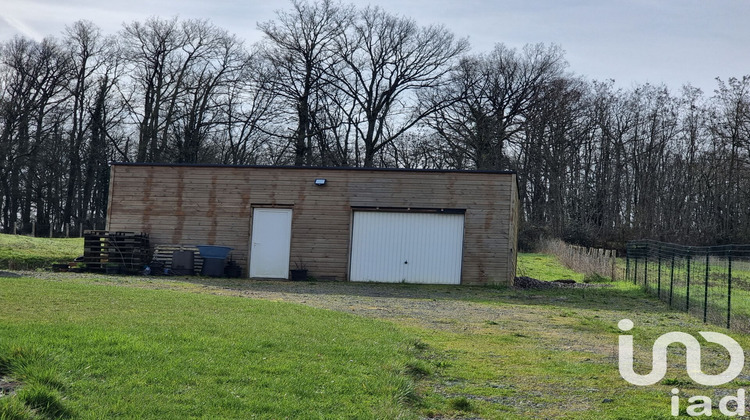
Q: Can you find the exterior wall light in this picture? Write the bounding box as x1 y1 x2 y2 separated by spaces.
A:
314 178 326 186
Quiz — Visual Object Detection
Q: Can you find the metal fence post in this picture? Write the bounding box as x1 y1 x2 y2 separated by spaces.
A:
686 254 691 312
704 253 709 324
624 240 743 331
657 253 662 299
669 255 675 308
727 250 733 330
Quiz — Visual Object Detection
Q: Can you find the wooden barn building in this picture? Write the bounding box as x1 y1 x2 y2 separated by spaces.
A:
106 163 519 285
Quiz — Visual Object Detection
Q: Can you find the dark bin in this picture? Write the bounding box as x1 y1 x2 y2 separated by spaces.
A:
201 258 226 277
196 246 233 277
172 250 195 275
225 260 242 278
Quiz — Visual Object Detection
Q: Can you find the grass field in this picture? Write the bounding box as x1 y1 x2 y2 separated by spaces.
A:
3 236 750 418
0 234 83 270
0 277 425 419
516 252 585 281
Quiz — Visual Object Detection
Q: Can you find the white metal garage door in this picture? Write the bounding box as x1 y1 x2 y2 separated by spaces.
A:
350 211 464 284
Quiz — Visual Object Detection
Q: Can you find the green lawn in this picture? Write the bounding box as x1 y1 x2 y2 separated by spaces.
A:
0 277 423 419
0 234 83 269
517 252 585 281
3 243 750 418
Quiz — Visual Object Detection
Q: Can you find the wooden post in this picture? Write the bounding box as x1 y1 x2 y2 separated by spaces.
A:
32 222 36 237
79 224 83 238
13 224 17 235
49 225 53 238
611 252 617 281
66 224 70 238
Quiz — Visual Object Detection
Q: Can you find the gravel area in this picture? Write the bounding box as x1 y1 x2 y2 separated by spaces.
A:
15 271 607 333
177 277 521 332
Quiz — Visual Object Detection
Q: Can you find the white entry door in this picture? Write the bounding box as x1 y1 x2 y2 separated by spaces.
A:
249 208 292 278
350 211 464 284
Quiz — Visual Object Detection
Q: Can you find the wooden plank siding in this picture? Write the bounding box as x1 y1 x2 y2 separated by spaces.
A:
106 164 518 285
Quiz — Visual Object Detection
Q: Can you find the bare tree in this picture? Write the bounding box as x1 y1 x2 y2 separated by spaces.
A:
215 52 280 165
428 43 566 170
0 36 71 233
708 76 750 242
172 24 250 163
258 0 353 166
333 6 469 167
517 76 590 240
61 20 109 230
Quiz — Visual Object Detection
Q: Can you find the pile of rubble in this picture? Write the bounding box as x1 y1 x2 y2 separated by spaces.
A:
513 276 578 289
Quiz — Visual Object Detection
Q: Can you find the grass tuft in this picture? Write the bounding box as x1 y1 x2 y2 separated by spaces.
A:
448 396 473 412
584 273 611 283
660 378 690 387
17 385 70 419
16 366 65 392
408 338 429 351
404 359 432 377
0 347 42 377
0 396 34 420
389 374 419 405
0 345 71 420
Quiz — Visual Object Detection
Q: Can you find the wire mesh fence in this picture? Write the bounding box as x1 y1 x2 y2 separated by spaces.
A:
626 240 750 332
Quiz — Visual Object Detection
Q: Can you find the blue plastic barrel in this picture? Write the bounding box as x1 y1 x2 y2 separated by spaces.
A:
196 246 233 277
196 246 232 259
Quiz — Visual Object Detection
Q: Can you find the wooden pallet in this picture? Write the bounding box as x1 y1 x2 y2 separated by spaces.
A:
151 245 204 274
82 230 150 271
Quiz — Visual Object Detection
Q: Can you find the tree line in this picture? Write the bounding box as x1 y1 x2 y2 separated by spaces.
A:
1 0 749 249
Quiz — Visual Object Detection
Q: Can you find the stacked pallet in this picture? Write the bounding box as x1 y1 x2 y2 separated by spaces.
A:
151 245 204 274
83 230 150 272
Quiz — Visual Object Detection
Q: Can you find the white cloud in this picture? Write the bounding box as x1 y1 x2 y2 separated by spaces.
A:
0 10 45 40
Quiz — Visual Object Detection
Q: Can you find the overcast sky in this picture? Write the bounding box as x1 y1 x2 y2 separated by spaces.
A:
1 0 748 95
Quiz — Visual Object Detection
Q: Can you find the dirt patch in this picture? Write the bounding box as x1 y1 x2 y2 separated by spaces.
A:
0 271 22 278
514 276 612 289
0 378 21 397
514 276 555 289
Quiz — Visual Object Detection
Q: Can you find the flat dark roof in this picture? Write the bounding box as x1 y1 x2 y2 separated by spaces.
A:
109 162 517 175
